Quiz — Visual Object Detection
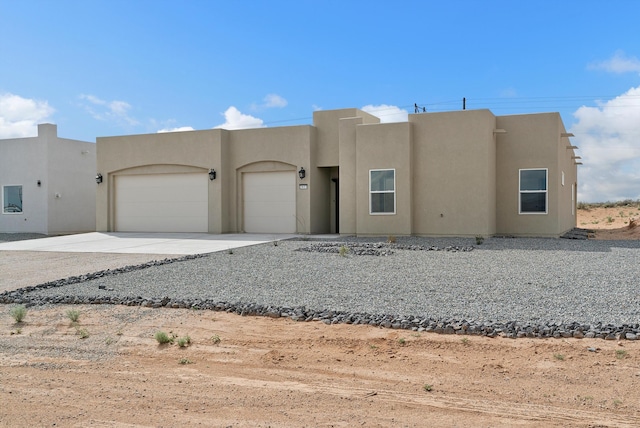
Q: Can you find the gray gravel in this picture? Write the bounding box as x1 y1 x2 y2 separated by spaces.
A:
0 232 48 243
9 236 640 327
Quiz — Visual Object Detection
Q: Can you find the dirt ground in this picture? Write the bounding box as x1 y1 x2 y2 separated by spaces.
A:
1 206 639 427
578 205 640 240
2 305 640 428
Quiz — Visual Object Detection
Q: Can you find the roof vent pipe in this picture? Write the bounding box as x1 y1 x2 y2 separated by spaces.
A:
463 97 466 110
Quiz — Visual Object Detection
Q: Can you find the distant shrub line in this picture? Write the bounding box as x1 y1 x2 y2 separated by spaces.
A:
577 199 640 210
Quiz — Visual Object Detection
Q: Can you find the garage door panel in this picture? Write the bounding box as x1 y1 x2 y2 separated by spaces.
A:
244 201 296 217
118 201 207 218
244 171 296 233
116 173 208 232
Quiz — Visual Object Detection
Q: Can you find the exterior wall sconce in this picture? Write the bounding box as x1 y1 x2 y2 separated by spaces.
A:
298 167 306 180
209 169 216 180
96 173 103 184
37 180 41 187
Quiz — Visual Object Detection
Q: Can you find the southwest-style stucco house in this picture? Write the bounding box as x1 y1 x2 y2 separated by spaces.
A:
96 108 579 237
0 124 96 234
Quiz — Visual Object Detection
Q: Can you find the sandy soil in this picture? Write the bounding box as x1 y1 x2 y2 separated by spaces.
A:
2 305 640 427
1 206 639 427
578 206 640 240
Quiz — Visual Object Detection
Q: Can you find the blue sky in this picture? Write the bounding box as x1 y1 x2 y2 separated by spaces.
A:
1 0 639 202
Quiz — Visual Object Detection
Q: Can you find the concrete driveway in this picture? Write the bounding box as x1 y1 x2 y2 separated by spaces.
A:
0 232 296 255
0 232 298 292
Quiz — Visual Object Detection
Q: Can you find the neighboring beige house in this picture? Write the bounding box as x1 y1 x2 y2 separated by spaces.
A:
0 124 96 234
96 108 579 237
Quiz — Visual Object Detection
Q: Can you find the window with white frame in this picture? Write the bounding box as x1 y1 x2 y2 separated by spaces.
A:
3 185 23 214
369 169 395 214
519 169 547 214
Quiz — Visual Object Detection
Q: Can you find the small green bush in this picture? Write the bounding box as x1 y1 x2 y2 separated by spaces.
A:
76 327 89 339
177 335 191 348
10 305 27 323
210 334 221 345
338 245 349 257
66 309 80 323
155 331 173 344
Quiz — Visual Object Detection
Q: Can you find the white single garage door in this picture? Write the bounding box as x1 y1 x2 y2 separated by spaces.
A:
115 173 208 232
244 171 296 233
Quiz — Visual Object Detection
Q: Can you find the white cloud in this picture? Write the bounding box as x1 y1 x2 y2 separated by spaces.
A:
157 126 195 133
263 94 287 108
0 93 55 138
361 104 409 123
571 86 640 202
588 50 640 74
214 106 265 130
79 94 138 126
251 93 288 111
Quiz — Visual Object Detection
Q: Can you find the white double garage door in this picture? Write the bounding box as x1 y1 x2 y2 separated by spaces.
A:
115 172 296 233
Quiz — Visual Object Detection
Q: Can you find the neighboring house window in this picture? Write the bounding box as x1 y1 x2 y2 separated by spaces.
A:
3 185 23 214
519 169 547 214
370 169 395 214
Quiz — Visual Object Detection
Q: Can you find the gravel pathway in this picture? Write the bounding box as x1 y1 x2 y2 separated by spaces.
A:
7 236 640 330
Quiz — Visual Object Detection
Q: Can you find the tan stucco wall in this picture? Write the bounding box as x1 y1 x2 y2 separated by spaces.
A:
355 122 412 235
97 125 316 234
314 109 380 167
227 125 313 233
96 130 219 232
495 113 576 236
337 116 363 235
96 107 577 237
409 110 497 237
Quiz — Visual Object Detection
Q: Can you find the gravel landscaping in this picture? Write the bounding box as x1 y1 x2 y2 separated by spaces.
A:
2 236 640 339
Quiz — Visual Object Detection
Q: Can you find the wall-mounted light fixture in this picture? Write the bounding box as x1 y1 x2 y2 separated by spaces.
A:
209 169 216 180
96 173 103 184
37 180 41 187
298 167 306 180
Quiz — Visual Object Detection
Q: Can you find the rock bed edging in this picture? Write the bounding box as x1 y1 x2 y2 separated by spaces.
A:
2 292 638 341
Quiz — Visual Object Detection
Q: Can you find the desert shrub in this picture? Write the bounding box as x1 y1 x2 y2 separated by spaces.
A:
66 309 80 323
387 235 396 243
10 305 27 323
155 331 173 344
576 201 588 210
76 327 89 339
338 245 349 257
177 335 191 348
628 218 637 229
